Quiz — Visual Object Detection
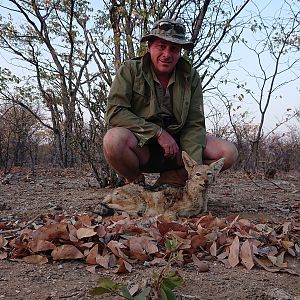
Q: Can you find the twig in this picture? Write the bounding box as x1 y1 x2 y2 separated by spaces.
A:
176 293 201 299
58 291 81 298
264 178 288 191
0 214 41 235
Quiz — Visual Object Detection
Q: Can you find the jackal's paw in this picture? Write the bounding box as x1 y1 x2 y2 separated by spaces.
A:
176 208 203 218
92 203 115 216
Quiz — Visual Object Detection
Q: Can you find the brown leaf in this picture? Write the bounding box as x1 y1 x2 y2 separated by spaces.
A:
281 222 291 235
138 236 158 254
210 241 217 257
0 251 8 260
28 240 56 253
149 257 167 266
191 235 208 249
32 223 69 241
228 236 240 268
254 256 281 273
79 242 95 250
267 252 287 268
116 258 132 273
127 237 143 254
96 224 107 237
68 224 78 242
96 253 111 269
23 255 48 265
51 245 84 260
0 235 8 248
281 240 294 249
240 240 254 270
192 254 209 272
86 244 99 265
254 256 300 276
75 214 92 227
107 240 135 263
76 227 96 239
157 222 187 236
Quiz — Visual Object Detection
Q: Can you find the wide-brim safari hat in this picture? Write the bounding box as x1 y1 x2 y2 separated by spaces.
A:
141 18 194 51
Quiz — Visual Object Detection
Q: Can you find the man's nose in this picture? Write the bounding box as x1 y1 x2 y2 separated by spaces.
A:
162 47 172 57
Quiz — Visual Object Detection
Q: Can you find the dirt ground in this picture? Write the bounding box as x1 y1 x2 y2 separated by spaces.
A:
0 167 299 300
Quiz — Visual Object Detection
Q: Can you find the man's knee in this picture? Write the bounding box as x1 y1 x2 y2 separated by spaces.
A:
103 127 136 156
204 136 238 170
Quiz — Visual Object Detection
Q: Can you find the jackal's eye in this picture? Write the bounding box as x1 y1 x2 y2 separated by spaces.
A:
195 172 201 176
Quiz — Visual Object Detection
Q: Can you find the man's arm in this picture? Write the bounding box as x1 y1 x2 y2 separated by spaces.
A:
105 62 160 146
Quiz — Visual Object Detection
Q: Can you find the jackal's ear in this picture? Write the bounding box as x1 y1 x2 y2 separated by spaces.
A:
182 151 198 174
209 158 225 174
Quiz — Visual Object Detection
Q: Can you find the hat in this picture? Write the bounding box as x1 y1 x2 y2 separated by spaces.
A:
141 18 194 51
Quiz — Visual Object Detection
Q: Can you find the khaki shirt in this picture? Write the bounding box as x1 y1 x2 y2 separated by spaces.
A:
105 53 206 163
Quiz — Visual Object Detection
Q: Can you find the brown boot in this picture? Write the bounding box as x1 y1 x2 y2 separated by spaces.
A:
125 173 145 186
154 168 187 187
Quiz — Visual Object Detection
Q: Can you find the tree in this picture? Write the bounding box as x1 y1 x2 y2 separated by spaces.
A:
235 1 300 172
0 0 97 167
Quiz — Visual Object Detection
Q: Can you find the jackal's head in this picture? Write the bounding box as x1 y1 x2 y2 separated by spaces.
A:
182 151 224 191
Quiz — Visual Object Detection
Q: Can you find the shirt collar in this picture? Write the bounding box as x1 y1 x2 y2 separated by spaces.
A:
150 65 176 87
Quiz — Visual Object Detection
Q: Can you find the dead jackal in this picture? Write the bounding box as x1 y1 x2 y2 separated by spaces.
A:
95 151 224 220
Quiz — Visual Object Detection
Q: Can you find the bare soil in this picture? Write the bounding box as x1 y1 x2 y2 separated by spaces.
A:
0 168 299 300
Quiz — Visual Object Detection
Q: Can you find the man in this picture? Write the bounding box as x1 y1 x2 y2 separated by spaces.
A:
103 18 238 186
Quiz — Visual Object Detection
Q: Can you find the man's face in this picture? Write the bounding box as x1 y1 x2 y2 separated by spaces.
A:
148 38 181 77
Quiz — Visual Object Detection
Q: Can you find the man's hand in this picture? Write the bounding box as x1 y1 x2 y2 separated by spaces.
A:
157 129 179 158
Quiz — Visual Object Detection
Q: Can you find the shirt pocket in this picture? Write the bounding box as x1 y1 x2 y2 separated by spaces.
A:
132 82 153 118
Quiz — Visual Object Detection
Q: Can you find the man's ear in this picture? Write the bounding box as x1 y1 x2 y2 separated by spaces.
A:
182 151 197 175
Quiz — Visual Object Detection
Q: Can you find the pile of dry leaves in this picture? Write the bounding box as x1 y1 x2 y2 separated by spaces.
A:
0 213 300 276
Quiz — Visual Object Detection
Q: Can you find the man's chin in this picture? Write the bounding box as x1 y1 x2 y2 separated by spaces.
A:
157 66 173 75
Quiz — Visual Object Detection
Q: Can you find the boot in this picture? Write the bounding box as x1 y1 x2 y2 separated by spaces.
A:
154 168 187 187
124 173 145 186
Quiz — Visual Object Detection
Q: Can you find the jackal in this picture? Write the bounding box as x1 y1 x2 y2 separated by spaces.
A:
95 151 224 220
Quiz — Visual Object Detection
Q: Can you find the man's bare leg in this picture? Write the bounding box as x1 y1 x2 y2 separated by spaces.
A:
103 127 150 182
203 136 238 170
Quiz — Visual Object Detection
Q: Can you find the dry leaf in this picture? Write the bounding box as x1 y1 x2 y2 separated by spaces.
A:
76 227 97 239
281 240 294 249
96 253 110 269
0 251 8 260
107 240 135 263
157 222 187 236
96 224 107 237
75 214 92 227
68 224 78 242
210 241 217 257
32 223 69 241
28 240 56 252
117 258 132 273
51 245 84 260
23 255 48 265
192 254 209 272
240 240 254 270
228 236 240 267
0 236 8 248
86 244 99 265
267 252 287 268
191 235 208 249
149 257 167 266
